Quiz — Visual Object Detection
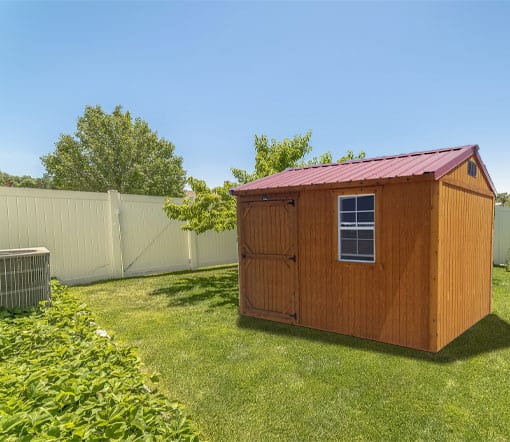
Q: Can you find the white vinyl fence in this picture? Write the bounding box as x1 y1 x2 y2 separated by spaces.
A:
0 187 238 284
494 206 510 266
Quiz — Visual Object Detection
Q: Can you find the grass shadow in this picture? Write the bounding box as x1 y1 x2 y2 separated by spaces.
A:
73 264 238 287
149 268 239 310
237 313 510 363
147 265 510 362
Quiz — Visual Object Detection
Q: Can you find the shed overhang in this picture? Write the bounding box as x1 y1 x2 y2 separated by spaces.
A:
230 144 497 196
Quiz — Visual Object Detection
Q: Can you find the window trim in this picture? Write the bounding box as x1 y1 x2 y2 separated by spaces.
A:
338 193 375 263
467 160 477 177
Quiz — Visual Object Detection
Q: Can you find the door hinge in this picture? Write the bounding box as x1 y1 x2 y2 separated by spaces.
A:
288 255 296 262
288 199 295 206
289 312 297 320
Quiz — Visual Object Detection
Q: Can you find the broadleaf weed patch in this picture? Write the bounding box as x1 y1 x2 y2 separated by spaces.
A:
0 281 200 441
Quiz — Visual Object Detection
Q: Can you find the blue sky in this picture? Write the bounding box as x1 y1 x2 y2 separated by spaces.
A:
0 1 509 192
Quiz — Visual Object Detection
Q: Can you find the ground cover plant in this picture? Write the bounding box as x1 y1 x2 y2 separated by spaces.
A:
75 265 510 441
0 281 199 441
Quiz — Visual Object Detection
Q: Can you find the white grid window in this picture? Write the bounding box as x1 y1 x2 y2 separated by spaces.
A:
338 194 375 262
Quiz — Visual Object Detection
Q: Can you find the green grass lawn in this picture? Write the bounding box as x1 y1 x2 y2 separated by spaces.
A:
74 265 510 441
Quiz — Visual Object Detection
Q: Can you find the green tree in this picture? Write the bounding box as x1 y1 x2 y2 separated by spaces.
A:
496 192 510 206
0 171 53 189
163 131 365 233
41 105 186 196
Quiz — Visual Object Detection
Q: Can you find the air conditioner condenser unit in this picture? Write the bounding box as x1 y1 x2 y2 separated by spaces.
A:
0 247 51 309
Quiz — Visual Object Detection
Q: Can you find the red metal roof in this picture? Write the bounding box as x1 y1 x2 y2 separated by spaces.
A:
230 144 497 195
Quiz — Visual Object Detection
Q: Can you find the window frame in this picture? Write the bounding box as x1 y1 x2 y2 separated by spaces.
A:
467 160 477 177
338 193 376 263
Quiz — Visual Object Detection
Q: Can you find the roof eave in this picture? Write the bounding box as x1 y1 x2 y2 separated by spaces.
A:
230 173 436 196
230 144 497 197
432 145 477 180
474 149 497 195
432 144 497 195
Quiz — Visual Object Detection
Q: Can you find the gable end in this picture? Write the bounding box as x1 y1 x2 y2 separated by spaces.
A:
440 155 495 197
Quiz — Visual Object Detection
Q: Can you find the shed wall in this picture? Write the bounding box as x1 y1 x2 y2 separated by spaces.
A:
236 156 494 352
298 180 433 350
435 158 494 350
440 155 494 197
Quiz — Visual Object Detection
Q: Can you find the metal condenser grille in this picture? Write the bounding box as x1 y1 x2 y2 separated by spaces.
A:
0 248 51 308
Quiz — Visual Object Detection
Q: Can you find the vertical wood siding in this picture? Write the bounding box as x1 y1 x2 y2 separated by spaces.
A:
436 160 494 350
298 181 433 350
442 155 494 195
235 157 495 351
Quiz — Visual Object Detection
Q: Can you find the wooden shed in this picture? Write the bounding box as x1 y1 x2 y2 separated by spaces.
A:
230 145 496 352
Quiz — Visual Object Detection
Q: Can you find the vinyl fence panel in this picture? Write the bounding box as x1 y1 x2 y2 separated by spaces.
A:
0 187 238 284
494 206 510 265
195 229 238 268
0 187 113 283
119 193 191 277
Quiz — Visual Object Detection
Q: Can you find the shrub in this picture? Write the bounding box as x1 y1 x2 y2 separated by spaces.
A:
0 281 200 441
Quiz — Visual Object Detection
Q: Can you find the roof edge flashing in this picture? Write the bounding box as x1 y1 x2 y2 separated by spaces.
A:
432 145 477 180
230 144 495 195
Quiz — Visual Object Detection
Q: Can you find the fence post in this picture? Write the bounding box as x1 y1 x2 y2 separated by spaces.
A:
187 231 198 270
107 190 124 278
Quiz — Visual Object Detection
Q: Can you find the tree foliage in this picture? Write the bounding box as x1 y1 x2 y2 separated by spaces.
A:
496 193 510 206
164 131 365 233
41 105 186 196
230 131 315 184
0 171 53 189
